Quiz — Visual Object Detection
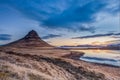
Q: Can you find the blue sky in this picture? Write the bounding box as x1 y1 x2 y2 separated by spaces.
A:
0 0 120 46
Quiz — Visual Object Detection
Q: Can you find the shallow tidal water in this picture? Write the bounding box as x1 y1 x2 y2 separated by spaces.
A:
72 50 120 67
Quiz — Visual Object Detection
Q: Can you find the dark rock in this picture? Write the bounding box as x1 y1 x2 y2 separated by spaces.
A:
62 51 84 60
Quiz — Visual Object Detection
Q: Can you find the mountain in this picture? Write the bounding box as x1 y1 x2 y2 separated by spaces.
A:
6 30 52 48
60 44 120 50
106 43 120 50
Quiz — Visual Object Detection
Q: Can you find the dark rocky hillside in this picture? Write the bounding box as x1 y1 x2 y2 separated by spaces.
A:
5 30 52 48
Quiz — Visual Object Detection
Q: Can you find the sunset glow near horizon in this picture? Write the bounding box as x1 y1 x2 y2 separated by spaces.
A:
0 0 120 46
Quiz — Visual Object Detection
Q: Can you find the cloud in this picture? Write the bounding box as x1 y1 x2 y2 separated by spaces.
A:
0 34 11 40
72 33 120 39
77 24 95 33
104 0 120 14
42 34 62 39
41 0 106 33
0 0 119 33
0 0 116 33
112 36 120 38
42 1 105 25
105 40 120 44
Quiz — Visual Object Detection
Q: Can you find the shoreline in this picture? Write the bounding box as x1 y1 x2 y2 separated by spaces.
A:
60 47 120 50
61 50 120 80
80 59 120 68
64 51 120 68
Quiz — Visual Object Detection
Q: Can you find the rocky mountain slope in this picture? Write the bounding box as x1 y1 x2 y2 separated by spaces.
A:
5 30 52 48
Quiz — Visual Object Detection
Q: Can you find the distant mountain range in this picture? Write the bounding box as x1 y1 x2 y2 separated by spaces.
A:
60 44 120 50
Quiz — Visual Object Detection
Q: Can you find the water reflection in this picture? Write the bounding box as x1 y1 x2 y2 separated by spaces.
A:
72 50 120 67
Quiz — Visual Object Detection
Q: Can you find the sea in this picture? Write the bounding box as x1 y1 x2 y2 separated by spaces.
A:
71 49 120 67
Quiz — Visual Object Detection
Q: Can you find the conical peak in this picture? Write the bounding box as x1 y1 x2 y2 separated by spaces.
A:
29 30 36 33
24 30 40 39
28 30 38 36
5 30 52 47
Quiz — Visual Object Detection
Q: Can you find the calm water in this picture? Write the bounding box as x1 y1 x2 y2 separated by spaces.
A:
72 50 120 67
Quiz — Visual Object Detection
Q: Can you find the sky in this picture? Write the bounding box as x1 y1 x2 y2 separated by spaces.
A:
0 0 120 46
